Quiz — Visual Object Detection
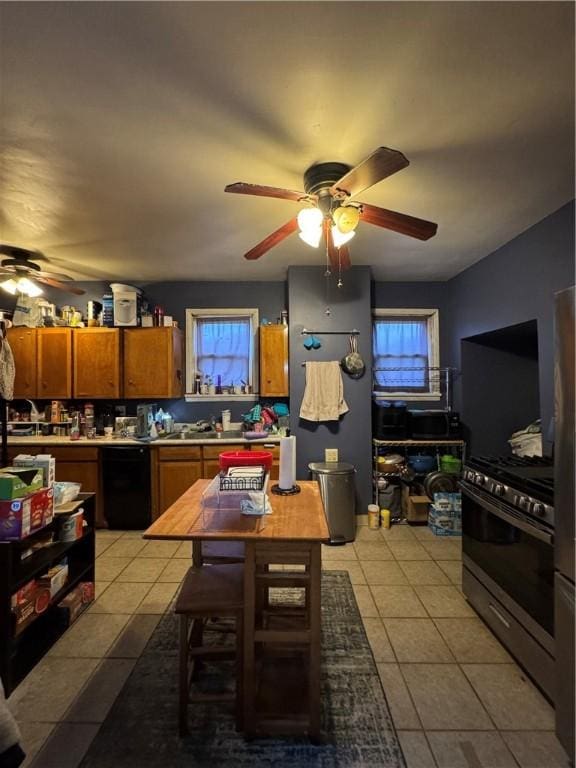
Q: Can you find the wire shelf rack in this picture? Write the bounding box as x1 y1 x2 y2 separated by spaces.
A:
372 366 459 409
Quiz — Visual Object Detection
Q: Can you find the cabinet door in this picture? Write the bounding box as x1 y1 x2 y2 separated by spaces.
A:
37 328 72 398
158 461 203 514
259 325 288 396
73 329 121 399
6 328 37 399
123 328 183 398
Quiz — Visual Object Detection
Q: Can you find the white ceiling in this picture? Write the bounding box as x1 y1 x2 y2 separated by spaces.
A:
0 2 574 283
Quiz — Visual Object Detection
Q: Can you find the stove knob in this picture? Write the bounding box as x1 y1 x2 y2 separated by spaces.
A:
531 502 545 517
474 473 485 486
517 495 530 511
493 483 505 496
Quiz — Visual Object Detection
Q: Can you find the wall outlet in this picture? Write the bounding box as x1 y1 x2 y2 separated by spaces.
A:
325 448 339 463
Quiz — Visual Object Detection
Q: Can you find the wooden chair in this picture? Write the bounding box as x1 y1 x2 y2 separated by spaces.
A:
243 541 322 740
175 563 244 736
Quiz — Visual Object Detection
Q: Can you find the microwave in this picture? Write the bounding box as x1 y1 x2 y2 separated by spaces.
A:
409 410 461 440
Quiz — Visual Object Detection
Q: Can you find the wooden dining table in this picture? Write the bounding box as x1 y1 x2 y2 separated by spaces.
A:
143 479 330 740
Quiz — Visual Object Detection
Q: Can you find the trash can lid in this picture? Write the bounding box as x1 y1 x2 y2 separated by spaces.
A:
308 462 355 474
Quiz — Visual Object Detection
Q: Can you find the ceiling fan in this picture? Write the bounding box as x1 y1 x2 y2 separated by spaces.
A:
0 245 85 296
225 146 438 271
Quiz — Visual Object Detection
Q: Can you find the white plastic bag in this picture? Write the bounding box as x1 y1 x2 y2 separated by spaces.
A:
13 294 42 327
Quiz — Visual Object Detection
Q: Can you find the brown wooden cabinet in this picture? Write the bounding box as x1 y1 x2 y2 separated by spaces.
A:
6 327 37 399
73 328 121 399
48 446 103 526
259 325 289 396
37 328 73 399
123 327 183 399
156 446 203 517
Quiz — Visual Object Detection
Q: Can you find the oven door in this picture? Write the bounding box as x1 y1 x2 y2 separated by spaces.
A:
461 480 555 639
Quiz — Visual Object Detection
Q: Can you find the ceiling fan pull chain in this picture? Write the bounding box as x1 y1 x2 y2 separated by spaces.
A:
337 248 343 289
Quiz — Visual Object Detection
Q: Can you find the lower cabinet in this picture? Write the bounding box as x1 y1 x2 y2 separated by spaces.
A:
156 446 203 518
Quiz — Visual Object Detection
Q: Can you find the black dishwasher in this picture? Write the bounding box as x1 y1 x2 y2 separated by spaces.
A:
102 446 151 529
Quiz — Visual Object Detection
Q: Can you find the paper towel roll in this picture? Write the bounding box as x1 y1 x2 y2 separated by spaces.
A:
278 435 296 490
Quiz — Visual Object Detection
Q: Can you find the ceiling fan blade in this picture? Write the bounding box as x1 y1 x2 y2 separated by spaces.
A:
329 147 409 199
360 203 438 241
243 217 299 260
324 220 340 273
37 270 75 281
225 182 316 204
35 276 86 295
338 245 351 270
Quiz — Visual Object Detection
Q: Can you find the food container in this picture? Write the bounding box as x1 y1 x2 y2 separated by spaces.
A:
218 451 273 471
368 504 380 529
0 487 54 540
439 455 462 474
0 467 44 500
407 454 437 473
38 561 69 598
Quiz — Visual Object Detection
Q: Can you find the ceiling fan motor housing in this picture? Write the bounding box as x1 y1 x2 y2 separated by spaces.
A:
304 162 351 215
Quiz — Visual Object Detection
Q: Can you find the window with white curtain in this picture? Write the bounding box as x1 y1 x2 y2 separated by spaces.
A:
185 308 259 397
372 308 440 399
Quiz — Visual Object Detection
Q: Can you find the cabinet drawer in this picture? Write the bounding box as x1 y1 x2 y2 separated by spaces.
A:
252 443 280 458
202 444 246 459
48 447 99 462
156 446 202 461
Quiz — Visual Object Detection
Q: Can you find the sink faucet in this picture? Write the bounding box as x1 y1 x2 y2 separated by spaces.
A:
24 400 42 421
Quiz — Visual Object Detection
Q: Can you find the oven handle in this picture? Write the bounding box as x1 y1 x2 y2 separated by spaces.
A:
460 482 553 545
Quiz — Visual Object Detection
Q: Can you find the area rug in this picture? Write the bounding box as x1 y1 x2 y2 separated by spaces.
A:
80 572 406 768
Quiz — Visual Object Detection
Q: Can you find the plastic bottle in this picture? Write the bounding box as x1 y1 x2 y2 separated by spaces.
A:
380 508 391 530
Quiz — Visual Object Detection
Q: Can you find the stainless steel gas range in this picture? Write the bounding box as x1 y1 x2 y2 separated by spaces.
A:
460 455 555 701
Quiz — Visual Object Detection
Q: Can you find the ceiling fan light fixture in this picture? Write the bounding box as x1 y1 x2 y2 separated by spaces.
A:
331 225 355 248
333 205 360 234
0 276 43 297
297 206 323 234
298 228 322 248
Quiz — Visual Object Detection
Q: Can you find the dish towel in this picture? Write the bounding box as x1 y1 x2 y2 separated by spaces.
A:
299 361 349 422
0 337 15 401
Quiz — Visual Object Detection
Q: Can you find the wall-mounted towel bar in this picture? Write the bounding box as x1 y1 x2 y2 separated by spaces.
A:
301 328 359 335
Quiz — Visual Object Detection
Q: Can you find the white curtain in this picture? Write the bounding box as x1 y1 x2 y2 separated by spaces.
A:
196 317 250 386
373 319 429 389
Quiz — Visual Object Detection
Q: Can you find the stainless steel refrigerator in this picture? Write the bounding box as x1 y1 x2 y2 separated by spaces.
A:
554 285 575 763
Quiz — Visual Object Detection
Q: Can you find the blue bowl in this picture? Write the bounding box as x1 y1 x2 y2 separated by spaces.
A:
407 455 437 473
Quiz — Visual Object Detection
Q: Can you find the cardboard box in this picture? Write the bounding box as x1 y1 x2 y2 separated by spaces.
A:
56 581 94 626
0 486 54 540
38 561 69 598
428 505 462 536
13 454 56 487
0 467 43 500
58 510 84 542
401 485 432 523
11 579 52 634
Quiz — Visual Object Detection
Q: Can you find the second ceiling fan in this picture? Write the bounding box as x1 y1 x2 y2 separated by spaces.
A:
225 146 438 271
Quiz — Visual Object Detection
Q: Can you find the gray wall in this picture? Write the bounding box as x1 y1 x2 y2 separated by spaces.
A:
444 200 575 454
288 266 373 512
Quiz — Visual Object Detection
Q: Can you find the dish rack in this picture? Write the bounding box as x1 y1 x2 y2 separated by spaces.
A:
200 470 270 532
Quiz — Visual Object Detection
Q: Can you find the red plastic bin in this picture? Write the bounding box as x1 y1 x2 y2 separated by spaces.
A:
218 450 273 471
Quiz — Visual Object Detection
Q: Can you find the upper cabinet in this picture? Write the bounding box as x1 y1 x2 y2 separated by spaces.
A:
7 326 182 400
6 327 37 398
37 328 73 399
73 328 122 399
259 325 289 397
123 327 183 399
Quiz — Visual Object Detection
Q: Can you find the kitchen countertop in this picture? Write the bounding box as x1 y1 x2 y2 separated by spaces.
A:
7 435 282 447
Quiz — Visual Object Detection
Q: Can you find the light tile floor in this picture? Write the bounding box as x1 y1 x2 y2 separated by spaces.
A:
8 520 569 768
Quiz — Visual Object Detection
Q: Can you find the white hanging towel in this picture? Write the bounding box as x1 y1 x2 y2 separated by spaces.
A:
299 361 349 422
0 337 15 401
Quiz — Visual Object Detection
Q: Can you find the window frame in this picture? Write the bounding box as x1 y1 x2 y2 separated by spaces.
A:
372 308 440 401
185 308 259 401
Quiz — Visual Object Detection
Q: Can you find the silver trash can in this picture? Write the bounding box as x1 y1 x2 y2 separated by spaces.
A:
308 462 356 544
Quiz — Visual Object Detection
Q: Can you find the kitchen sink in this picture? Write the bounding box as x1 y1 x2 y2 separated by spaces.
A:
160 430 245 440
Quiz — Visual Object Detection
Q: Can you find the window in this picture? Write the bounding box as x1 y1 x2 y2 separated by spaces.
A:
372 308 440 400
185 308 259 398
